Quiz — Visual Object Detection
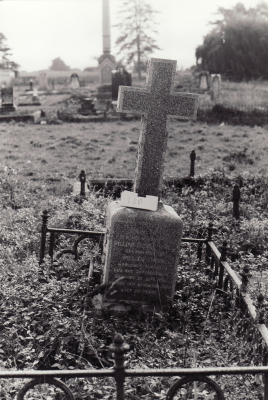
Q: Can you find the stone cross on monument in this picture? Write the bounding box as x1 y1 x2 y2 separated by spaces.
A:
117 58 198 197
102 58 198 308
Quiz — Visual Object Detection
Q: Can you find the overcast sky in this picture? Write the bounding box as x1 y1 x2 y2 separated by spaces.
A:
0 0 264 72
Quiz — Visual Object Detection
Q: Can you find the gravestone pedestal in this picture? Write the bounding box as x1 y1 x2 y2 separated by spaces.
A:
103 200 182 306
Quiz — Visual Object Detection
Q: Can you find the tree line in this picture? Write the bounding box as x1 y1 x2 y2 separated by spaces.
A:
196 2 268 80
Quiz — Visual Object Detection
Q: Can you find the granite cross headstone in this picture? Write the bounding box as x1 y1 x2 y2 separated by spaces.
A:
103 58 198 307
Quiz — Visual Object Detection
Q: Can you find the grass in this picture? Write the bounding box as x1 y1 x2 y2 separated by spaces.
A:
0 118 268 188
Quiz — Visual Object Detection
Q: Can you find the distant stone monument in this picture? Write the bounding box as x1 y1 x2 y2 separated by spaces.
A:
210 74 221 101
38 73 48 90
103 58 199 307
70 73 80 89
0 87 16 112
112 68 132 100
0 68 15 87
199 72 209 90
98 0 115 84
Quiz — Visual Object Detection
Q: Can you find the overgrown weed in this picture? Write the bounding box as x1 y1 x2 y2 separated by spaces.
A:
1 169 268 398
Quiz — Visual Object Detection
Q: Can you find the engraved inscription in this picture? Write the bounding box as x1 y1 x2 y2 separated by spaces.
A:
106 221 179 303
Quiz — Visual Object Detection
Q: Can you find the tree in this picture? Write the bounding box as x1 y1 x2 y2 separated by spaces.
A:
114 0 161 79
0 33 19 69
195 2 268 80
50 57 70 71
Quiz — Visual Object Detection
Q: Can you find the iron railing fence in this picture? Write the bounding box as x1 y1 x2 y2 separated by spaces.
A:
34 211 268 398
39 210 211 265
1 334 268 399
39 211 268 361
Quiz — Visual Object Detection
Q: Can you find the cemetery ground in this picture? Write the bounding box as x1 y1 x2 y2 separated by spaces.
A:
1 117 268 398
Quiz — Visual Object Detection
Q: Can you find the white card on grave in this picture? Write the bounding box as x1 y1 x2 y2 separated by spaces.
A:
120 191 158 211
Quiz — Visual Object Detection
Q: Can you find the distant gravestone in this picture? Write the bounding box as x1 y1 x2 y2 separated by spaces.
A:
32 88 40 104
99 58 114 84
0 69 15 87
210 74 221 101
70 73 80 89
103 58 198 307
1 87 15 112
38 73 48 90
111 68 132 100
199 72 208 90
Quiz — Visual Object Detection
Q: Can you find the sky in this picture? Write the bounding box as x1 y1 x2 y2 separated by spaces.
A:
0 0 265 73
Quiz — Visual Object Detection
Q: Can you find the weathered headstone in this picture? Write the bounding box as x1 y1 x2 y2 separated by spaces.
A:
38 73 48 90
32 88 40 105
112 68 132 100
210 74 221 101
0 68 15 87
103 58 198 307
99 57 115 85
78 98 97 115
199 72 208 90
1 87 15 112
70 73 80 89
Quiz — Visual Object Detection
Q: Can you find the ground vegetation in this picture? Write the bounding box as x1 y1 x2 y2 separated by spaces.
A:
0 118 268 398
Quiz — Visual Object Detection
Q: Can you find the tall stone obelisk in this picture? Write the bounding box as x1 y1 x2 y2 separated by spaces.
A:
98 0 115 85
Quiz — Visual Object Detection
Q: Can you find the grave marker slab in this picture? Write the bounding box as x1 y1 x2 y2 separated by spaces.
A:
70 73 80 89
0 87 15 112
211 74 221 101
103 58 198 307
38 73 48 90
199 72 208 90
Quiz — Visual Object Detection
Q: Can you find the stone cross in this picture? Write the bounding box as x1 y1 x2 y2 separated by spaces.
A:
103 58 199 308
117 58 198 197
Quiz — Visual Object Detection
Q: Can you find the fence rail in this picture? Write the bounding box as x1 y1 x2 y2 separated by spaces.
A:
2 334 268 399
39 210 211 265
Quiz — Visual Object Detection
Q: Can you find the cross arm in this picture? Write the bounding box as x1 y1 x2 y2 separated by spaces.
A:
117 86 150 115
168 92 199 120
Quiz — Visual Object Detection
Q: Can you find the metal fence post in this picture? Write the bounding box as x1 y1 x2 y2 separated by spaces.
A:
264 372 268 400
197 229 203 262
110 333 130 400
206 222 213 264
241 265 250 293
79 170 86 196
233 184 240 220
218 241 228 288
190 149 196 177
39 210 49 265
220 240 228 262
